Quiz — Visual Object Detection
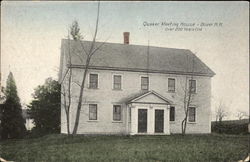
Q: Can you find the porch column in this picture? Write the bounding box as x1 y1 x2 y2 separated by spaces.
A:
130 106 137 135
164 105 170 134
148 105 154 134
125 105 129 134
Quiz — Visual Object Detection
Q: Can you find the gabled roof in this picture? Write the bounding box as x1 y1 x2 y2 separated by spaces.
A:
59 39 215 81
123 90 173 105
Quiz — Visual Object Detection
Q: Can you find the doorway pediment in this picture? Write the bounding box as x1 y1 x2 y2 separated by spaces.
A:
128 90 172 105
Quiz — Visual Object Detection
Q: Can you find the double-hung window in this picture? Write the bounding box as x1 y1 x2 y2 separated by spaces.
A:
89 74 98 89
113 75 122 90
89 104 97 120
189 80 196 93
141 77 149 90
113 105 122 121
168 78 175 92
188 107 196 122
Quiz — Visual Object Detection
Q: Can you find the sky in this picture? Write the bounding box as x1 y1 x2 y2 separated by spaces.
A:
1 1 249 120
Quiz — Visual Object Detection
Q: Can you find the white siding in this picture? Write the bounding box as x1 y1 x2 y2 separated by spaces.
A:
61 68 212 134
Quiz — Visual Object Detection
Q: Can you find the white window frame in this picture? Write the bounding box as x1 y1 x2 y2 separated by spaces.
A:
88 72 99 89
112 104 123 122
188 106 196 123
167 77 176 92
112 74 123 90
140 75 149 90
89 104 98 121
189 79 197 93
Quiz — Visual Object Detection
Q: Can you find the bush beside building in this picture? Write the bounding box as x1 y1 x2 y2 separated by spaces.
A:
211 119 249 135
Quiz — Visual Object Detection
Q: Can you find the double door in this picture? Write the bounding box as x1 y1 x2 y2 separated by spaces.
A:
138 109 164 133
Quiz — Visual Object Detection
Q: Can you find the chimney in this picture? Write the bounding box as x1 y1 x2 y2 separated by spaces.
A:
123 32 130 44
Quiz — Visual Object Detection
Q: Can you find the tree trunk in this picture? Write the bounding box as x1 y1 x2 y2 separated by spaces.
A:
66 110 70 135
181 112 188 135
62 33 73 135
182 116 188 135
72 2 100 135
181 58 194 135
72 57 91 135
62 85 71 135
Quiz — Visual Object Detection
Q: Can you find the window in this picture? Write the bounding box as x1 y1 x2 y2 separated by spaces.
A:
141 77 149 90
189 80 196 93
113 105 122 121
170 106 175 121
113 75 122 90
89 74 98 89
89 104 97 120
168 78 175 92
188 107 196 122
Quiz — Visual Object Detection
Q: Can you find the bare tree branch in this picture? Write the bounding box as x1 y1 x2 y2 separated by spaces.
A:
89 42 105 57
72 81 81 87
72 1 101 135
215 100 228 122
60 30 74 135
181 54 195 135
89 35 110 57
74 52 84 62
236 110 248 120
60 67 70 84
79 41 88 56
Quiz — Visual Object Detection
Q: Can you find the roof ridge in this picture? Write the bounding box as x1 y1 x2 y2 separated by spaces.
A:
61 38 190 51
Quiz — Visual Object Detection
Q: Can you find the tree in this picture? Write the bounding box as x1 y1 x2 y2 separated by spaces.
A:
180 54 195 135
70 20 83 40
61 31 73 135
72 1 101 135
235 110 248 120
61 1 105 135
0 72 26 139
28 78 60 135
215 101 228 122
0 87 6 139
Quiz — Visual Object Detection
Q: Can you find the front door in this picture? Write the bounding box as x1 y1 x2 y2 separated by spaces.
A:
155 109 164 133
138 109 147 133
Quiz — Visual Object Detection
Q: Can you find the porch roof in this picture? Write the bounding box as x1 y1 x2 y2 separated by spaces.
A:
122 90 173 105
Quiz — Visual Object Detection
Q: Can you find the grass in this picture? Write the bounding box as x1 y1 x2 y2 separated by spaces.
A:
0 134 249 162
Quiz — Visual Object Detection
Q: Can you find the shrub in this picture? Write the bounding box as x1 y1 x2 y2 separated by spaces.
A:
212 120 249 135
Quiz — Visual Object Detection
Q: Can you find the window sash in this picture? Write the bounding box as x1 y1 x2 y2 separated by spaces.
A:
89 74 98 89
189 80 196 93
89 104 97 120
141 77 149 90
113 105 121 121
168 78 175 92
188 107 196 122
113 75 121 90
170 106 175 121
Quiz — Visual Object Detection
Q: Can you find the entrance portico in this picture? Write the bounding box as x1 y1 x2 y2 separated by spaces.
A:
127 91 172 135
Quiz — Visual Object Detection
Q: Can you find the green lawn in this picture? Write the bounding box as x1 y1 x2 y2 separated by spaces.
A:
0 134 248 162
